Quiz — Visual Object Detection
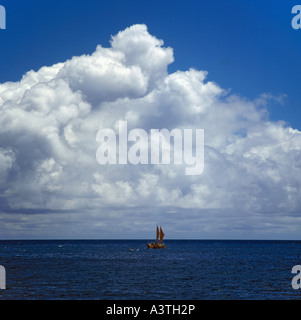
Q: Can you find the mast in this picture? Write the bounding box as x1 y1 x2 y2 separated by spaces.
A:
156 225 159 244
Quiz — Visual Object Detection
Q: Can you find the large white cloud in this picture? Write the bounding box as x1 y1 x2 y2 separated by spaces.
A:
0 24 301 239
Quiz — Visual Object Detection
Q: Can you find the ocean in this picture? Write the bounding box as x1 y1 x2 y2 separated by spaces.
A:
0 240 300 300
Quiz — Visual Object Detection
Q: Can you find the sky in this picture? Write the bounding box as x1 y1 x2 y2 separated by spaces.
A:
0 0 301 240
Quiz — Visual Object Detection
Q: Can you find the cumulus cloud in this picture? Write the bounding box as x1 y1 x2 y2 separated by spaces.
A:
0 24 301 239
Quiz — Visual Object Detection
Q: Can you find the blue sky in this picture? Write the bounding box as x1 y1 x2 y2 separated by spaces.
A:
1 0 301 128
0 1 301 240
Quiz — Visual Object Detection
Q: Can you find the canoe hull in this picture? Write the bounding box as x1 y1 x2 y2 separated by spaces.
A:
147 243 166 249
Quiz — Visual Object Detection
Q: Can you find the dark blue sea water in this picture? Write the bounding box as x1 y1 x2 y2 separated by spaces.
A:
0 240 300 300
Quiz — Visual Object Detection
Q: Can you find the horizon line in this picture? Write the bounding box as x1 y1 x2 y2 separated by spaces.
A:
0 238 300 241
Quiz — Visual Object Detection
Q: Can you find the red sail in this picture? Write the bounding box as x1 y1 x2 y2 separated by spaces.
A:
159 226 165 243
